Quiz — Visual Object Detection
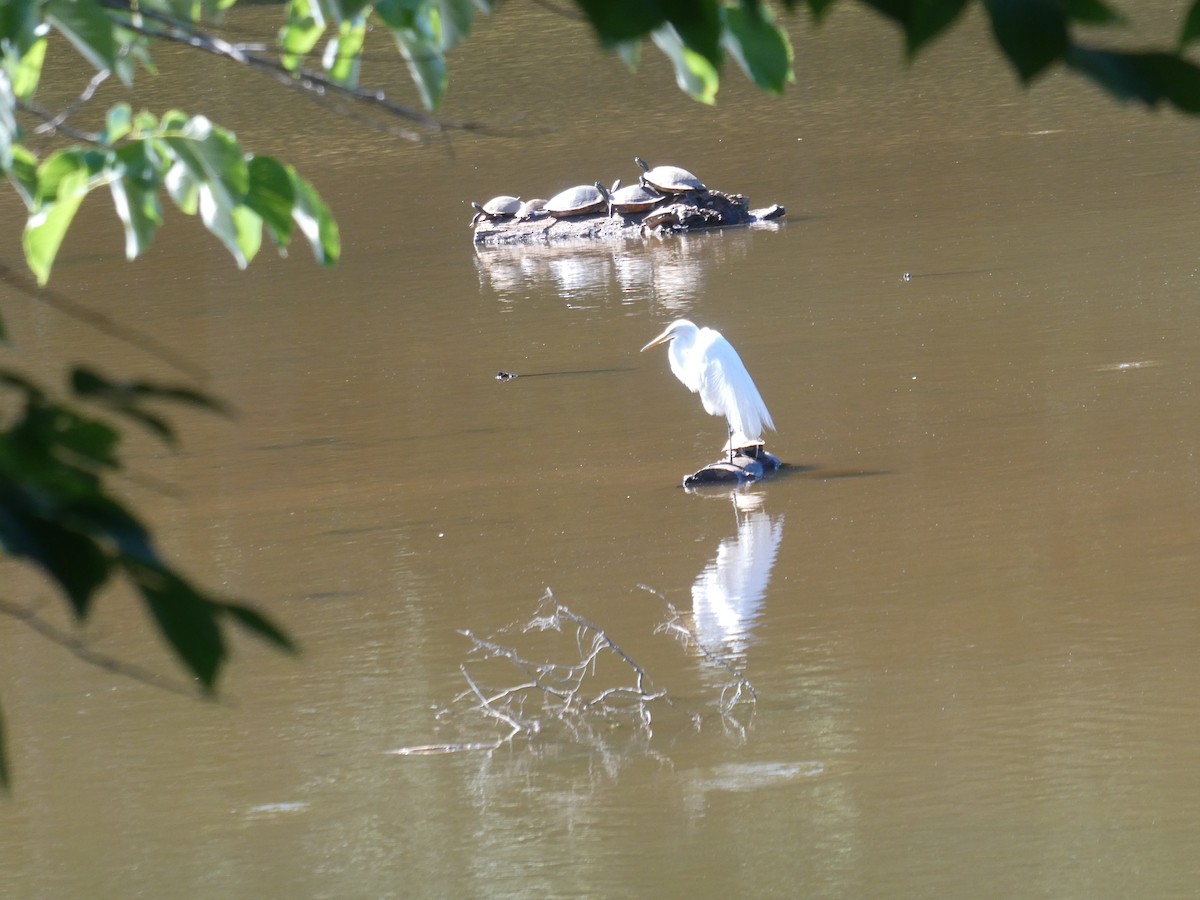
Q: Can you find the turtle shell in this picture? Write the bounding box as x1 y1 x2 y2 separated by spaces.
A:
635 157 706 193
470 195 522 226
610 183 664 213
545 184 608 218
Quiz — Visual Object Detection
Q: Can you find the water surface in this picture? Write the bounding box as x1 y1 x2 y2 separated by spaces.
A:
3 3 1200 897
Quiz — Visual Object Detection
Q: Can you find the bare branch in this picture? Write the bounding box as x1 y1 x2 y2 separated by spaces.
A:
32 69 111 136
16 99 103 143
391 587 757 757
0 259 211 384
0 595 197 698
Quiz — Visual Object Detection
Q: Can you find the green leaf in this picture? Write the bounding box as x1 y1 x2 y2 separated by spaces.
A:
0 508 112 617
160 116 255 266
44 0 124 80
616 38 641 71
723 3 794 93
858 0 970 56
162 115 249 198
38 408 121 470
907 0 971 56
109 143 165 261
129 562 226 692
280 0 327 70
0 0 43 58
652 24 719 104
666 0 723 69
573 0 667 45
108 175 161 260
133 109 159 132
222 602 298 653
104 103 133 144
373 0 417 30
71 366 229 443
246 155 296 243
983 0 1069 82
1064 0 1123 25
9 36 47 100
323 16 366 86
231 204 264 265
24 165 91 285
1066 46 1200 113
575 0 725 65
163 156 200 215
35 149 103 201
1181 0 1200 51
5 144 40 210
387 8 449 109
439 0 478 51
289 167 340 265
802 0 838 18
328 0 375 20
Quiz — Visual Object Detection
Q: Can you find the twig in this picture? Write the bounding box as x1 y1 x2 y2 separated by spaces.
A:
96 0 491 141
392 588 757 757
0 259 211 384
0 595 197 698
642 584 759 707
33 69 111 135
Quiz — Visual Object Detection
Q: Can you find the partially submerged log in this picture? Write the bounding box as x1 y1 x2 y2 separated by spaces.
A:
683 446 783 487
473 188 786 247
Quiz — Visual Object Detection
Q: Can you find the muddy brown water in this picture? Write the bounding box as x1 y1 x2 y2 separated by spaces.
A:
3 3 1200 897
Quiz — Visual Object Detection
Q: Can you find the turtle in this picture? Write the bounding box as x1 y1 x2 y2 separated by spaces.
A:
514 198 548 221
544 182 610 218
609 181 665 215
634 157 706 194
469 195 522 227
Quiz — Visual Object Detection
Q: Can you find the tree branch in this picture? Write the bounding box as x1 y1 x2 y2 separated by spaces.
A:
96 0 492 141
0 259 210 384
0 595 198 698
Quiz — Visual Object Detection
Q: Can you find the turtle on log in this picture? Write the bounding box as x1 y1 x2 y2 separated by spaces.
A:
544 182 611 218
469 195 522 227
634 157 707 194
469 166 784 245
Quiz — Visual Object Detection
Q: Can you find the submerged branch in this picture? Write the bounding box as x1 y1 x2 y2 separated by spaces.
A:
392 587 756 757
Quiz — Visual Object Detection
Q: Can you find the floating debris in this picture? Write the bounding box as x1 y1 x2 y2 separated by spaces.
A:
1094 360 1162 372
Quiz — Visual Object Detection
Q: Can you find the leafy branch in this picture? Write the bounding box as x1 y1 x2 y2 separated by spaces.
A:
0 365 297 788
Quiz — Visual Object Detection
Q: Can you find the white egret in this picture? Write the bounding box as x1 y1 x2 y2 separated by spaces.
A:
641 319 775 460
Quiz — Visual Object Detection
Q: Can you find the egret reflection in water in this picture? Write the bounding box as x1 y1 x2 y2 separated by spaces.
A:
690 492 785 660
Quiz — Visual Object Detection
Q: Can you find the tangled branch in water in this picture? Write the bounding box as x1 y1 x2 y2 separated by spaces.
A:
390 588 756 756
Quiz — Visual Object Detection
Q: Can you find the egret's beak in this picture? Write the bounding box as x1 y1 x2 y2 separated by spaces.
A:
640 328 674 352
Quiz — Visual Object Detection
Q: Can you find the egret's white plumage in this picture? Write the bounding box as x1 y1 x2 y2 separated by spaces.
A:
641 319 775 453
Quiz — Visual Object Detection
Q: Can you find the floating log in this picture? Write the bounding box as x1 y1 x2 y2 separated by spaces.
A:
473 188 785 247
683 446 783 487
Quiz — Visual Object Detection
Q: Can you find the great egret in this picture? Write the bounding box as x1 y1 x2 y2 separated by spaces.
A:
641 319 775 460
